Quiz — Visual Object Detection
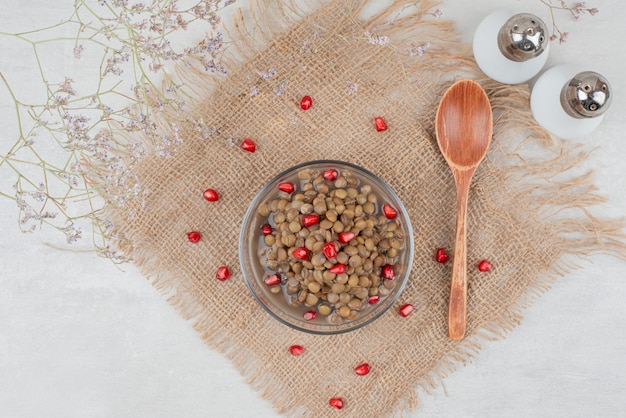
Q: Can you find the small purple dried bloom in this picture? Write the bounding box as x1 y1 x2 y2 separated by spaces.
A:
258 68 277 80
365 31 389 46
346 82 358 96
273 82 287 96
409 42 430 56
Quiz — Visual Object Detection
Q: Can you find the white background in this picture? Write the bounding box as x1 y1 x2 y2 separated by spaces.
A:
1 1 625 417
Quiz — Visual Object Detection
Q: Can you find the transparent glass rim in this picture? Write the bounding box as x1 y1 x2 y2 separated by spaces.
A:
238 160 415 335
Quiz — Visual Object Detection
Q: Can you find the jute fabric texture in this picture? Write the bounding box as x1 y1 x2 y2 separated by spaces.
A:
101 1 626 416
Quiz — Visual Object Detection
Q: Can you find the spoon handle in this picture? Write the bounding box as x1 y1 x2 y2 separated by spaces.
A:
448 170 474 340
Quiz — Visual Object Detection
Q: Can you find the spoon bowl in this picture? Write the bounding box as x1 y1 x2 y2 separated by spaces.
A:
435 79 493 340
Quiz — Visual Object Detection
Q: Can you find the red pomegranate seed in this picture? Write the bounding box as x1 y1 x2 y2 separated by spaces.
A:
264 273 282 286
215 266 231 282
368 295 380 305
187 231 201 243
322 242 338 259
382 204 398 219
399 303 414 317
241 138 256 153
202 188 219 202
303 310 316 321
302 214 320 228
278 182 295 194
329 397 344 410
380 264 395 280
374 116 388 132
338 231 355 244
435 248 449 263
300 95 313 110
292 247 310 260
354 363 371 376
322 169 339 181
289 345 304 356
261 223 273 236
477 259 493 272
329 264 347 275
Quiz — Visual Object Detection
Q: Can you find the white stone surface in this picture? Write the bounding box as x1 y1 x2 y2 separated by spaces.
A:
1 1 625 417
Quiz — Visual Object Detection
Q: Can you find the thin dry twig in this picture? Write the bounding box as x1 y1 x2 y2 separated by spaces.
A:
539 0 598 43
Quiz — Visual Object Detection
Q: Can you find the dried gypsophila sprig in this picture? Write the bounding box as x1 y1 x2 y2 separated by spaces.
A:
363 32 432 58
0 0 237 259
540 0 599 43
359 3 442 56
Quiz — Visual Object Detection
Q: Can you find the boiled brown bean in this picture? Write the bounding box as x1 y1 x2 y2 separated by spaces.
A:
257 167 406 323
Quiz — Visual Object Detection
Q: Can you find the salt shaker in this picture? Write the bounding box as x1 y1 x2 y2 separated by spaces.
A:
473 10 549 84
531 65 612 139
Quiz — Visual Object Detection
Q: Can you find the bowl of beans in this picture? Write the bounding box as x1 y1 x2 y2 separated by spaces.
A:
239 160 414 334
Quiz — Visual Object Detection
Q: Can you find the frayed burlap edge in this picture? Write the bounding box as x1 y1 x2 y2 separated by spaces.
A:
88 1 626 417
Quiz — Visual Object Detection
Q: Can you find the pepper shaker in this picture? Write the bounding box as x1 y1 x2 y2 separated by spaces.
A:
473 10 549 84
531 65 612 139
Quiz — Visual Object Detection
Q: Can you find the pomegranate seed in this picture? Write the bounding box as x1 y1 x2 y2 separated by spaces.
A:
329 264 347 275
322 242 338 259
289 345 304 356
302 214 320 228
187 231 201 243
303 310 316 321
478 259 493 272
264 273 282 286
241 138 256 153
261 223 273 236
292 247 310 260
435 248 449 263
300 95 313 110
374 116 388 132
278 182 295 194
338 231 355 244
329 397 344 410
202 188 219 202
216 266 231 282
368 295 380 305
322 169 339 181
380 264 395 280
354 363 371 376
399 303 414 317
382 204 398 219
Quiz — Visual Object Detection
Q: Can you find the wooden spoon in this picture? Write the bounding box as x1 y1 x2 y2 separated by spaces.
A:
435 79 493 341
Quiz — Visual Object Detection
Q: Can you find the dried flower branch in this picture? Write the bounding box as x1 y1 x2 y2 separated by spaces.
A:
540 0 599 43
0 0 237 261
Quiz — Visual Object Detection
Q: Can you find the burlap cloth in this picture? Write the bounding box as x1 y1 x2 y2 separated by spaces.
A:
99 1 626 416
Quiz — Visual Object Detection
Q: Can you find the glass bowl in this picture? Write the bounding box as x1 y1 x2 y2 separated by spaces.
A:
239 160 414 334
